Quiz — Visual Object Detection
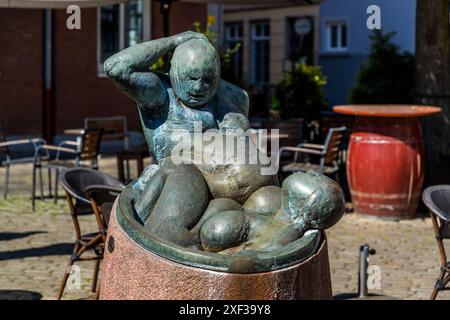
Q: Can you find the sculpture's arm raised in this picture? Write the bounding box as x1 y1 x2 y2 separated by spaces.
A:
104 31 208 110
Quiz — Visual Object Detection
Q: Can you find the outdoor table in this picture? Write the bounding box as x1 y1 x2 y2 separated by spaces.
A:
333 105 441 219
63 128 84 135
116 147 152 183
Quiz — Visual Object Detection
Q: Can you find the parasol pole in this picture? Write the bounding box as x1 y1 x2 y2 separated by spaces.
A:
43 9 53 142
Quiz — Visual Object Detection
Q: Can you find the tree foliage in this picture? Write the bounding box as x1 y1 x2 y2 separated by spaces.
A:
273 64 328 120
349 30 415 104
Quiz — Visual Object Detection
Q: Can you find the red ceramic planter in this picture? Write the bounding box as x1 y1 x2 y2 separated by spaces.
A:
334 105 441 219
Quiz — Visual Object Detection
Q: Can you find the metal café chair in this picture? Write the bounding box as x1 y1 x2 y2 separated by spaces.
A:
84 184 124 246
84 184 124 300
56 168 124 300
276 126 346 180
0 131 46 199
32 129 103 210
422 185 450 300
84 116 154 183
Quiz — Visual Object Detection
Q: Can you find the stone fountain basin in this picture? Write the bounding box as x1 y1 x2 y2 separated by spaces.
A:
118 188 323 273
99 193 333 299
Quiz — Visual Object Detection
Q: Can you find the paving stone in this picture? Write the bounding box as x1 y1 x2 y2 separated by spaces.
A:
0 158 447 300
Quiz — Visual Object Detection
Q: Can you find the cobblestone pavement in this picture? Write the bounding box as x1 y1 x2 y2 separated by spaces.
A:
0 158 448 300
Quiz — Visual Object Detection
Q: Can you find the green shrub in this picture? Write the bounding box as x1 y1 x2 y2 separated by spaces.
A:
349 30 415 104
274 64 327 120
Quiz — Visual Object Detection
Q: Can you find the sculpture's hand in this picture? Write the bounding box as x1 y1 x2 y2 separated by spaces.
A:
104 31 211 109
174 31 209 46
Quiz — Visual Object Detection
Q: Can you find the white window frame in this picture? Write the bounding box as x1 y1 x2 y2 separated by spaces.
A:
97 0 151 77
325 20 348 53
225 22 243 43
224 22 244 79
250 20 271 85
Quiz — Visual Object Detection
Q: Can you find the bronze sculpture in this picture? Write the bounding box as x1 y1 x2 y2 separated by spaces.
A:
104 31 345 272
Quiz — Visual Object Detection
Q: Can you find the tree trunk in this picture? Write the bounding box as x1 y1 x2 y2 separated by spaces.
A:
416 0 450 185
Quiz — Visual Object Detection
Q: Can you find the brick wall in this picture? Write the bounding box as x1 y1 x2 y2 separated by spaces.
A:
151 1 207 38
0 9 43 136
53 8 138 133
0 2 206 137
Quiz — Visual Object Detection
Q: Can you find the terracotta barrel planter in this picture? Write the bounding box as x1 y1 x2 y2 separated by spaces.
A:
334 105 441 219
348 117 423 219
99 201 333 300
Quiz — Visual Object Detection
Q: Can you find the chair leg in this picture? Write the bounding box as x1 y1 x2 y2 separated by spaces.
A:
48 168 52 198
137 156 144 176
57 235 102 299
125 159 131 182
117 157 125 183
54 169 59 204
430 268 446 300
56 262 72 300
3 164 10 199
56 243 79 300
31 164 37 211
38 167 44 200
335 170 341 185
76 234 102 258
430 215 448 300
91 259 101 293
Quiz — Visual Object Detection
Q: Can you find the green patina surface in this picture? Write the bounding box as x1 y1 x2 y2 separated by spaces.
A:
116 187 323 273
105 31 346 272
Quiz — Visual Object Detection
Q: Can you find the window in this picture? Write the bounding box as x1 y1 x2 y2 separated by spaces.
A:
99 5 120 67
124 1 144 47
98 0 147 75
286 17 315 66
326 21 347 52
224 23 243 81
250 21 270 85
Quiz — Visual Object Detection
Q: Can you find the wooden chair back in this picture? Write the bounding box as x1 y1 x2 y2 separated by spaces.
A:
84 116 128 148
78 129 103 162
320 112 354 147
322 127 346 166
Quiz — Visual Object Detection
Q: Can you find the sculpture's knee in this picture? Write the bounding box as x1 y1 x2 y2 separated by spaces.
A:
200 210 248 252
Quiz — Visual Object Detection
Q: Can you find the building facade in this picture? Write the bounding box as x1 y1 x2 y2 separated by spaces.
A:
319 0 417 106
220 0 417 112
222 2 321 116
0 0 207 137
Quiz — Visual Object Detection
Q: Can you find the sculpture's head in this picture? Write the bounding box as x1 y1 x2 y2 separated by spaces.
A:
278 171 345 232
170 39 221 108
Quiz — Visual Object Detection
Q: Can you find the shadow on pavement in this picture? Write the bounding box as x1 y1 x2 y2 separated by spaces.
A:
0 243 73 261
334 293 398 300
0 290 42 300
0 231 47 241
